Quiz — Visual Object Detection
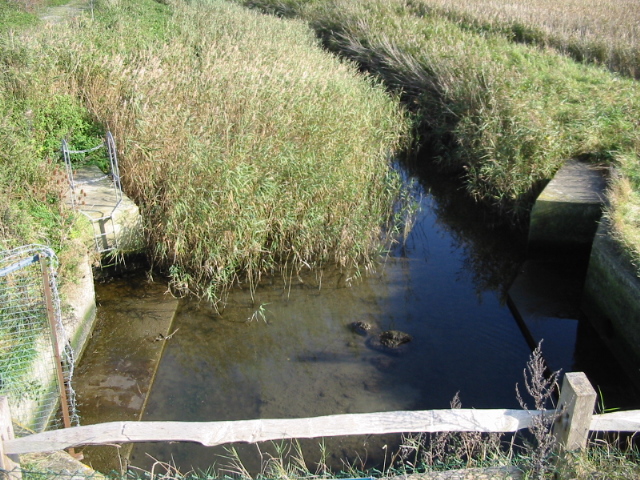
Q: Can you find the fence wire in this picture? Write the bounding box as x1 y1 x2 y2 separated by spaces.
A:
0 245 79 436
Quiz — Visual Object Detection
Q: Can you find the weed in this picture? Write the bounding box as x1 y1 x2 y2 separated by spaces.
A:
514 342 560 478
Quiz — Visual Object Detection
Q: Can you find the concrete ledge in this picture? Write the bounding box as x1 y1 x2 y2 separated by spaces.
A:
21 451 104 479
70 166 144 253
528 160 606 257
582 221 640 386
60 251 97 363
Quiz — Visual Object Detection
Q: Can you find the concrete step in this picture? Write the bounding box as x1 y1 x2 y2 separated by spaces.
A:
67 165 143 253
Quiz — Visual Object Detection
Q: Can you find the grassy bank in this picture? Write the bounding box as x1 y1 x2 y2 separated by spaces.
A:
240 0 640 268
402 0 640 80
0 0 410 302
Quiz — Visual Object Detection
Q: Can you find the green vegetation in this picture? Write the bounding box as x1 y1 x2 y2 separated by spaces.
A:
239 0 640 267
397 0 640 80
0 0 39 31
0 0 410 303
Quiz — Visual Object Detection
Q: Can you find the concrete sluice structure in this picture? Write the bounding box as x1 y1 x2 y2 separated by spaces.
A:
510 158 640 386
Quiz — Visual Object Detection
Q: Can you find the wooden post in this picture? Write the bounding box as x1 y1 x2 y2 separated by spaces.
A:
40 255 81 460
0 397 22 479
39 255 72 431
553 372 597 451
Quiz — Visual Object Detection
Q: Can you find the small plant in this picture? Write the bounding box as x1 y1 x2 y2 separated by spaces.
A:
397 393 505 472
515 341 561 479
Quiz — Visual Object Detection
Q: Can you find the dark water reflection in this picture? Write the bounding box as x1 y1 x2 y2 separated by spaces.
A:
127 169 534 473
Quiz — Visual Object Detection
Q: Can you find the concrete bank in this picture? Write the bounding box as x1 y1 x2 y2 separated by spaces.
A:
511 158 640 385
527 159 607 258
60 163 145 379
509 159 606 372
60 163 145 360
55 167 177 473
582 221 640 385
9 165 155 475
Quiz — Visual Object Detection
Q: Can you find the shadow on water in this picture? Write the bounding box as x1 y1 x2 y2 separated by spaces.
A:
76 162 640 475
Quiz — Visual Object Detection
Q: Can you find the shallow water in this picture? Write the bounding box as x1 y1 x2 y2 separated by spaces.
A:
80 167 639 475
127 171 531 473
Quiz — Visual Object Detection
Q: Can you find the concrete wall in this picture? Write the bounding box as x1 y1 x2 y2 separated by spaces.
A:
582 221 640 385
528 160 606 258
60 251 97 363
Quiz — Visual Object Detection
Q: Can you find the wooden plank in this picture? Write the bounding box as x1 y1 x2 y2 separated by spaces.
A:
0 397 22 479
552 372 597 451
5 409 544 455
590 410 640 432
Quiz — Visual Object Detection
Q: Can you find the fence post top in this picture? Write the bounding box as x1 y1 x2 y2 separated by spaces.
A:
554 372 597 452
564 372 596 388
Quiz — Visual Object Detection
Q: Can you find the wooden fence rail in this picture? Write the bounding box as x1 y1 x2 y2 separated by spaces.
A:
2 373 640 472
4 409 546 455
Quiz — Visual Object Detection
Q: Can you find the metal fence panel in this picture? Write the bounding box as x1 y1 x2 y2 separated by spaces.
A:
0 245 78 436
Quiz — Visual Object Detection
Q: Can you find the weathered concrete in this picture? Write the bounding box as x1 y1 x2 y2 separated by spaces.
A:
70 166 144 253
60 251 97 362
73 276 179 473
582 221 640 386
21 451 104 479
528 160 607 258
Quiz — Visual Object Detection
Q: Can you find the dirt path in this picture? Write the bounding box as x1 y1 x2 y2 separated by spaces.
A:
40 0 92 23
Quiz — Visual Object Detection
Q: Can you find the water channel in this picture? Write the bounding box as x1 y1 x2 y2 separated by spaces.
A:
75 164 640 475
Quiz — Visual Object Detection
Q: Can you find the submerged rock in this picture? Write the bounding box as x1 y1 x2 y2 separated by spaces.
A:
349 321 373 335
366 329 413 355
379 330 412 348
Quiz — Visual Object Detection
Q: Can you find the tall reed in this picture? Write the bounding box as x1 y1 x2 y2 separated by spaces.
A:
0 0 410 302
241 0 640 269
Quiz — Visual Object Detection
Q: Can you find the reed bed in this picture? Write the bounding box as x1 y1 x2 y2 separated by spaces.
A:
241 0 640 270
0 0 410 302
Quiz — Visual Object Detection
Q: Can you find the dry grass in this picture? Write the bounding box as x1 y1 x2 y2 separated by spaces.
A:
413 0 640 79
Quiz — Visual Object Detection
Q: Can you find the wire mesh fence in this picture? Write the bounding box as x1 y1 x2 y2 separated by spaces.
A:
0 245 78 436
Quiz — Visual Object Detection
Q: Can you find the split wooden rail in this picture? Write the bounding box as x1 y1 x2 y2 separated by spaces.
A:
2 372 640 477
